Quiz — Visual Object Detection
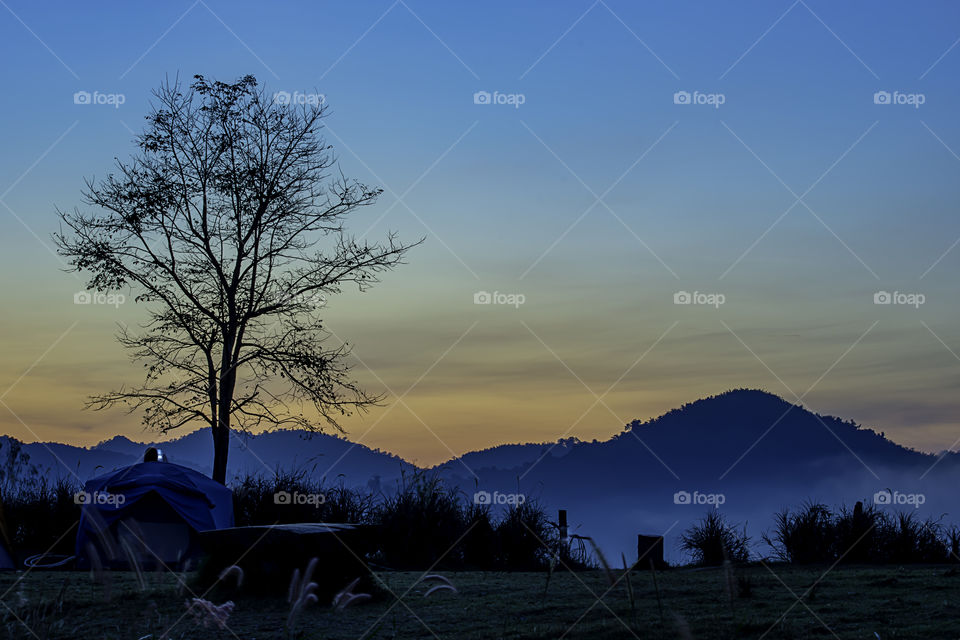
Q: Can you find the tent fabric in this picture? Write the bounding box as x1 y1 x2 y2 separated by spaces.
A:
75 461 233 568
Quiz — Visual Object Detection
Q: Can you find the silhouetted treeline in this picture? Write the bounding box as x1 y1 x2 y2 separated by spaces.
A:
681 501 960 566
0 464 582 571
4 444 959 569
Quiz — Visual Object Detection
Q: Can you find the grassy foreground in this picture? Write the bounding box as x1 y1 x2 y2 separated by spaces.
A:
2 564 959 639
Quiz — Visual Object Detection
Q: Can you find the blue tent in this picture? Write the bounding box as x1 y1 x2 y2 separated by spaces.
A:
75 461 233 570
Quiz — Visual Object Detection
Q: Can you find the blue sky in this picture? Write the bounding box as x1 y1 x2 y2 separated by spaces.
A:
2 1 960 464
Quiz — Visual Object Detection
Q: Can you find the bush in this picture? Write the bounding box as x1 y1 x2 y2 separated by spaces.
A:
946 525 960 562
0 439 83 556
371 470 468 569
680 511 750 566
232 468 372 527
230 469 562 571
764 502 834 564
764 500 951 565
876 512 948 564
4 476 81 555
833 501 883 563
495 500 555 570
460 502 497 569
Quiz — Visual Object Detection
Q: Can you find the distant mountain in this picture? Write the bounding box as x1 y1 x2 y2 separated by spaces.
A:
444 388 944 487
437 389 960 562
0 435 133 482
14 428 414 488
7 389 960 562
434 438 581 475
513 388 935 491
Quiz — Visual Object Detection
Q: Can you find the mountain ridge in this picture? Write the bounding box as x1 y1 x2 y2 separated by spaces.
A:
7 388 958 562
7 388 949 484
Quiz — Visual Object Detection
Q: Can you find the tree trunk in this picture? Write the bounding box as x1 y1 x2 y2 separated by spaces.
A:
212 356 238 484
212 421 230 484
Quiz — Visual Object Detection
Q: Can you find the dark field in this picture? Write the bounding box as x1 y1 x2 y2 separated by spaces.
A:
3 564 959 639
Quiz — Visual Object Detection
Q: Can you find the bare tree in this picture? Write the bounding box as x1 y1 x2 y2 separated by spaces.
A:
55 74 419 483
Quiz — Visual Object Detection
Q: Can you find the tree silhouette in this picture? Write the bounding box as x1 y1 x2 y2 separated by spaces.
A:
55 74 419 483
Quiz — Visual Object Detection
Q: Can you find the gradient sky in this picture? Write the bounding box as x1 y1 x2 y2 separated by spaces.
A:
1 1 960 466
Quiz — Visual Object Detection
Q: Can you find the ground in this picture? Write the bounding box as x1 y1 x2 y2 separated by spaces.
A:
2 565 959 639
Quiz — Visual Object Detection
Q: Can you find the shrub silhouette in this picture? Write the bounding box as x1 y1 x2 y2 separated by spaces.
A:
765 502 835 564
460 502 497 569
878 512 947 564
763 500 950 565
833 501 882 563
4 460 954 571
5 476 80 556
495 500 555 570
232 468 374 528
680 511 750 566
371 471 467 569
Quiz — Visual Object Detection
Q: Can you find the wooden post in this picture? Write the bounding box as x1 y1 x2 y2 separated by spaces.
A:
558 509 568 542
637 534 664 569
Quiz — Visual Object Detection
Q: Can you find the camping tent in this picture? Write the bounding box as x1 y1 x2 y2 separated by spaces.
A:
75 461 233 570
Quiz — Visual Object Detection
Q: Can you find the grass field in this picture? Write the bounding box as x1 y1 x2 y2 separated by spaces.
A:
2 564 959 639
